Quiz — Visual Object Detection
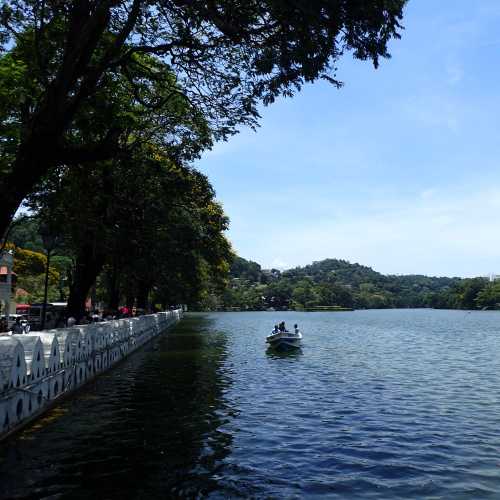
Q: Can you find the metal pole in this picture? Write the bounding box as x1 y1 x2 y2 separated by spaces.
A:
41 249 51 331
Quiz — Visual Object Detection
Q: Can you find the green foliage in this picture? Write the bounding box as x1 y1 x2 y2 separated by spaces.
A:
474 282 500 310
0 1 408 310
205 257 489 311
13 246 45 275
4 243 63 303
15 274 60 304
7 216 44 252
24 143 232 314
0 49 29 159
230 257 263 282
0 1 407 238
12 246 58 281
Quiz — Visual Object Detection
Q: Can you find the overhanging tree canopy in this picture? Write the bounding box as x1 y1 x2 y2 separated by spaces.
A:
0 0 406 237
26 144 232 317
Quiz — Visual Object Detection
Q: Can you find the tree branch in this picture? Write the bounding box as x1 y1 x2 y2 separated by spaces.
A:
55 128 123 165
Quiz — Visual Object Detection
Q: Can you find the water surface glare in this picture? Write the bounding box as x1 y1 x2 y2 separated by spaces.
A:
2 309 500 498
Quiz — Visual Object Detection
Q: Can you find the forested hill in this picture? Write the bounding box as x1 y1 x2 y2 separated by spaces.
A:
210 257 499 311
282 259 459 293
284 259 408 287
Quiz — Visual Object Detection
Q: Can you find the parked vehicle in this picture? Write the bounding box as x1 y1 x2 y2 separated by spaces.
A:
28 302 67 330
15 304 30 315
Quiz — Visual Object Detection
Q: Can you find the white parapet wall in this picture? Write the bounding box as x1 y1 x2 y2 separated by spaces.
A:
0 309 182 440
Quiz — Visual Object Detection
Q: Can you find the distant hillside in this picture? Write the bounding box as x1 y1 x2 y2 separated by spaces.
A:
206 256 497 311
283 258 385 286
282 259 461 308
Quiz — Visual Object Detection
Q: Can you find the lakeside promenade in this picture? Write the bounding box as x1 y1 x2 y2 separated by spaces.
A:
0 310 182 440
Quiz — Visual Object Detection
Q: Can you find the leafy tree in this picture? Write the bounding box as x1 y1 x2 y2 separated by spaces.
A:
317 283 353 308
291 279 319 308
475 282 500 310
27 144 232 317
5 216 44 252
4 243 61 303
0 1 406 237
12 246 46 276
459 278 488 309
230 257 263 282
15 273 60 304
265 279 294 310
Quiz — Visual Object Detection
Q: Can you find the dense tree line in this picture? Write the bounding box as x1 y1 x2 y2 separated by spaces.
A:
3 241 63 304
204 257 500 311
9 159 232 317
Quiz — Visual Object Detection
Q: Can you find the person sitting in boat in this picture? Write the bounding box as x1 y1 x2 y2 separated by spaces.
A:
273 324 279 334
294 324 300 335
279 321 286 332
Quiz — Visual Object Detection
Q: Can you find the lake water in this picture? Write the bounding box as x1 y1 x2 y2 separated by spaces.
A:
2 309 500 498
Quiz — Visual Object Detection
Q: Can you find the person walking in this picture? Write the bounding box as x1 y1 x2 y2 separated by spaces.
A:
12 317 24 335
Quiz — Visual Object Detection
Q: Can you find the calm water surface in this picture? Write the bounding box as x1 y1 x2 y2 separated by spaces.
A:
2 309 500 498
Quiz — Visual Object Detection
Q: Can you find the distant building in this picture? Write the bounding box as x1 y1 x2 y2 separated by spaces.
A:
487 273 500 282
0 265 17 289
0 251 14 316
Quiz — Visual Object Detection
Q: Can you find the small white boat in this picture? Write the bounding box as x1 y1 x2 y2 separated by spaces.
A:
266 330 302 350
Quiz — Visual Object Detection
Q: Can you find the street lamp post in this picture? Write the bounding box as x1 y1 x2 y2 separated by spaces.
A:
40 223 57 331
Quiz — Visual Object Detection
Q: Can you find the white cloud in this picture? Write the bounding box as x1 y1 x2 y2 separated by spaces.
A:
196 1 500 280
243 185 500 277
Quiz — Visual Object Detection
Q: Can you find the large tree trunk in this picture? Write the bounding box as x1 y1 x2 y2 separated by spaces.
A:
125 295 134 311
67 246 106 320
136 281 151 310
106 261 121 311
108 286 121 312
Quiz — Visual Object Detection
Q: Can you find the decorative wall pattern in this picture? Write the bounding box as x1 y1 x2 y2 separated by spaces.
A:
0 310 182 439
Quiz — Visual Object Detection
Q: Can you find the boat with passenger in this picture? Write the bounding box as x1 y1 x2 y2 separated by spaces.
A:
266 322 302 350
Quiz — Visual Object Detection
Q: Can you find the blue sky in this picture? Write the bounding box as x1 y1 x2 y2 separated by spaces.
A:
196 0 500 278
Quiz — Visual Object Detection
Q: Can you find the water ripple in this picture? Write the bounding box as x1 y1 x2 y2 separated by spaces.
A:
2 309 500 498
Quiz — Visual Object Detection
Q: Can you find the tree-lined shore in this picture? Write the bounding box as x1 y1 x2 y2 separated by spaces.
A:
199 257 500 311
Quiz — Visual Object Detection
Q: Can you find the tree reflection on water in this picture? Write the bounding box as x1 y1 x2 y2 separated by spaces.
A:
0 315 234 499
